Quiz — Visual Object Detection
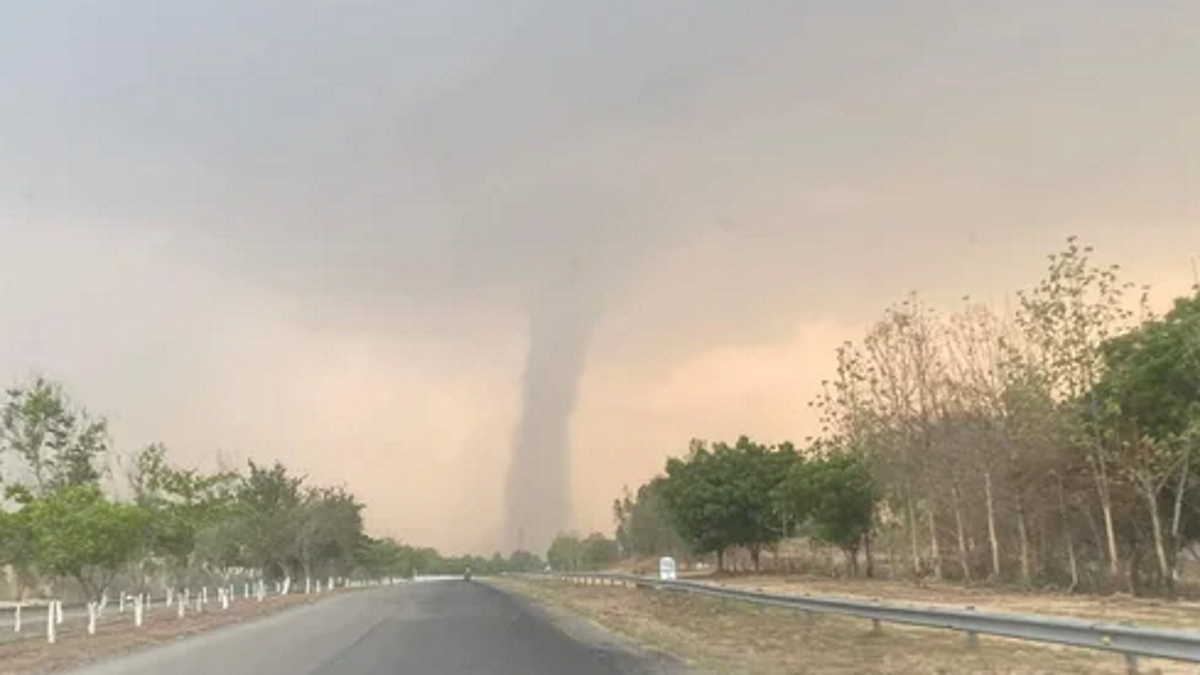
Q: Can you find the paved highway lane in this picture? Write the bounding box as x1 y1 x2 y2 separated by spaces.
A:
67 581 680 675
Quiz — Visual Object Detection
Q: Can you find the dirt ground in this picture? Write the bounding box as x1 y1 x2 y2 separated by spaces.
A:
0 592 333 675
493 576 1192 674
689 573 1200 631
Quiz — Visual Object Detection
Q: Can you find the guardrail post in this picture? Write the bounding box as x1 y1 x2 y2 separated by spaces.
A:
1124 652 1138 675
965 631 979 649
870 619 882 635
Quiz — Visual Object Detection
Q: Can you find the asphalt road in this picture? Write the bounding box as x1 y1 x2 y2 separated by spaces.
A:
67 581 678 675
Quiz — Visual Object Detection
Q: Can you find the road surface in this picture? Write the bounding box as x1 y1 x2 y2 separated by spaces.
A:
66 581 680 675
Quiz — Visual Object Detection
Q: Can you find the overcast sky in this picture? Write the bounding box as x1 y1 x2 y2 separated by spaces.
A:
2 1 1198 553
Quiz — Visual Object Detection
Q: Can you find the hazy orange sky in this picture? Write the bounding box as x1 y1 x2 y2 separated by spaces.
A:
2 2 1198 553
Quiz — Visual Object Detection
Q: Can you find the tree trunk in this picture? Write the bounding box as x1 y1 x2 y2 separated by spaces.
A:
906 495 921 577
952 485 971 582
1014 492 1031 585
1091 456 1121 578
927 507 943 580
1055 473 1079 592
1170 448 1190 583
984 470 1001 580
1140 474 1173 596
863 529 875 579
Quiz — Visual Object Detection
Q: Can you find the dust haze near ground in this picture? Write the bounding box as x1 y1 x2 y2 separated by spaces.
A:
1 2 1199 553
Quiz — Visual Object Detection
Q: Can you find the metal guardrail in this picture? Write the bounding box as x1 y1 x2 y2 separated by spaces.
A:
545 573 1200 671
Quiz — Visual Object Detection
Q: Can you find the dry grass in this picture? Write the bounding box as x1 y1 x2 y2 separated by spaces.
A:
693 574 1200 631
0 592 333 674
494 576 1193 674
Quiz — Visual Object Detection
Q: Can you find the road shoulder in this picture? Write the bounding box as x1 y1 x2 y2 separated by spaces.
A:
483 577 692 674
1 591 342 675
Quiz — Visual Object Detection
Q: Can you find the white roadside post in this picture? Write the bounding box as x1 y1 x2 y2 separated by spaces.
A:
177 596 186 619
56 599 63 625
166 587 174 607
243 583 249 600
46 601 56 644
134 594 144 627
202 587 208 606
328 576 334 592
13 602 21 633
120 593 126 614
659 556 678 581
87 601 97 635
305 577 311 595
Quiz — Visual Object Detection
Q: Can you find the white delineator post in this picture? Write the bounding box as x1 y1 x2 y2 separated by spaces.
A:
56 599 63 625
202 587 208 605
305 577 311 595
177 596 186 619
13 602 21 633
134 594 144 627
659 556 678 581
243 583 250 600
329 576 334 592
46 601 56 644
87 602 97 635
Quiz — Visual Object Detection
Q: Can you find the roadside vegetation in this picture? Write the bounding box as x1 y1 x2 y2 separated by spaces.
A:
0 380 544 606
608 238 1200 598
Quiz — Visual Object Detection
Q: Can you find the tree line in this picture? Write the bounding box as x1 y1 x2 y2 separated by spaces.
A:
0 378 543 603
614 239 1200 597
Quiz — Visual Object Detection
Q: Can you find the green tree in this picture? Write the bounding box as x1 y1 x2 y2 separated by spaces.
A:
232 460 305 580
1093 291 1200 593
614 477 689 559
580 532 618 570
1 378 108 495
780 450 877 575
127 443 239 587
292 485 365 580
661 437 796 571
23 485 149 602
546 533 583 571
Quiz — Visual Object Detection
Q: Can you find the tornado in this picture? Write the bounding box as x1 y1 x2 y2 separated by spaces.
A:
504 266 596 554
